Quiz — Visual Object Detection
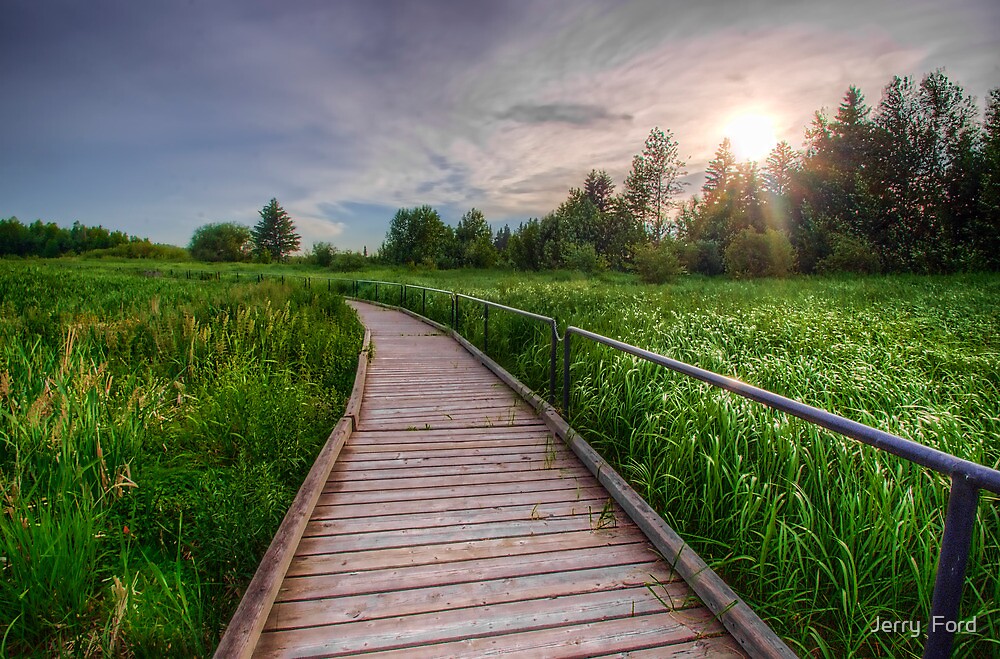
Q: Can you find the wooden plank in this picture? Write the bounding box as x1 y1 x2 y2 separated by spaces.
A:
285 526 646 577
311 485 611 519
337 444 559 462
276 543 661 603
323 465 594 493
254 589 717 657
303 497 620 536
324 458 583 481
350 611 733 659
328 450 564 471
315 476 589 508
296 515 630 555
347 427 553 443
590 637 749 658
265 562 684 631
342 437 554 453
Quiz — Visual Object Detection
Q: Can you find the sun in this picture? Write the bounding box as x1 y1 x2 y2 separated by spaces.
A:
724 113 777 162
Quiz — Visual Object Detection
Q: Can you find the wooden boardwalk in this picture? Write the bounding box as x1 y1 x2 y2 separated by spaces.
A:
227 302 770 657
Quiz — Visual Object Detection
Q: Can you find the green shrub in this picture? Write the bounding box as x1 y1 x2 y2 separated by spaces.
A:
634 240 684 283
563 243 605 274
724 228 796 278
678 240 724 275
817 233 882 274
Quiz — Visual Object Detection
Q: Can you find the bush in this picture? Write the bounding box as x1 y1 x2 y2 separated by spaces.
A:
328 251 368 272
724 229 796 278
309 242 336 267
817 234 882 274
189 223 252 262
85 240 191 261
634 240 683 283
563 243 605 274
678 240 724 275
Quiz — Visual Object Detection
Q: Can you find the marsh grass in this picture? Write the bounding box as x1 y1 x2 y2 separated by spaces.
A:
0 262 362 655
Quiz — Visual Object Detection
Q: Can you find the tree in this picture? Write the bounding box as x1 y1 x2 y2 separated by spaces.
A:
584 169 616 212
454 208 496 268
763 141 799 197
252 198 300 261
189 222 252 262
703 138 737 199
623 127 688 243
380 206 453 268
978 88 1000 267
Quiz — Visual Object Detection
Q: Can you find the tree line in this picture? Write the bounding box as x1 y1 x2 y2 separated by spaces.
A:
379 70 1000 279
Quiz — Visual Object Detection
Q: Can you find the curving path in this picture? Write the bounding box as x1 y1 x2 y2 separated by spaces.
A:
244 301 755 657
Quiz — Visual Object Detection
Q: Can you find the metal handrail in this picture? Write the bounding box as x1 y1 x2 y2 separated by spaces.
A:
561 325 1000 659
454 293 559 402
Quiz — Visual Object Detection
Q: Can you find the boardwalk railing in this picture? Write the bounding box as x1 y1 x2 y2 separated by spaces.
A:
133 266 998 658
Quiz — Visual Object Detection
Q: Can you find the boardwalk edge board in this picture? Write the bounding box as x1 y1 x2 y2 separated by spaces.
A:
371 299 797 659
213 328 372 659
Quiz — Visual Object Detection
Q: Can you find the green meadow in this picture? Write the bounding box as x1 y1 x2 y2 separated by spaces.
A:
0 261 362 655
2 259 999 657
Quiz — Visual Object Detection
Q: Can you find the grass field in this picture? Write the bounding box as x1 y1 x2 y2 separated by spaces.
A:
0 261 363 655
3 259 998 657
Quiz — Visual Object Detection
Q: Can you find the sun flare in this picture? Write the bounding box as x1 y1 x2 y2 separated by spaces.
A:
724 113 777 162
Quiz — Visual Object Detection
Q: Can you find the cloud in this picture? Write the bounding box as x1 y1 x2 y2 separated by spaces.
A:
498 103 633 126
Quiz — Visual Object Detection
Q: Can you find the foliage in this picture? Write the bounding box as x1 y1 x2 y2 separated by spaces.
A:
816 233 882 274
251 198 300 262
379 205 454 268
623 127 687 243
454 208 496 268
634 240 683 283
83 240 191 261
724 228 795 278
562 242 604 274
0 261 363 654
0 217 137 258
308 241 336 267
189 222 251 262
677 239 724 275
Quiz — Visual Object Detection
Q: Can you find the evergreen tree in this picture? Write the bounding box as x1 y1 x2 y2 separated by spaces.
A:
978 89 1000 267
763 141 799 197
583 169 616 212
252 198 300 261
703 138 737 199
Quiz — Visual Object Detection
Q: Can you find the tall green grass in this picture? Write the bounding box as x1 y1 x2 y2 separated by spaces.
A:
0 263 362 655
384 272 998 658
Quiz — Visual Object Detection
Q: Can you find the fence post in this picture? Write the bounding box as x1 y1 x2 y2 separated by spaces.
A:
562 332 571 415
400 284 404 306
375 282 379 301
923 477 979 658
422 289 426 316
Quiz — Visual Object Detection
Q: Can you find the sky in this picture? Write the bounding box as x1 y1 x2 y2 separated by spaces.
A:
2 0 998 253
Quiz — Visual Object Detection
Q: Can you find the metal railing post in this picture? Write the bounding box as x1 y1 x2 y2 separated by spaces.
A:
483 304 489 354
924 477 979 658
400 284 404 306
562 332 571 414
550 322 558 405
422 289 426 316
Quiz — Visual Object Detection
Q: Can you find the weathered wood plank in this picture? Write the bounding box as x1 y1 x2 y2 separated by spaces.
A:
285 526 646 577
255 589 719 657
323 465 594 494
311 485 611 519
265 561 683 631
303 497 619 536
352 612 734 659
296 515 626 555
275 543 661 603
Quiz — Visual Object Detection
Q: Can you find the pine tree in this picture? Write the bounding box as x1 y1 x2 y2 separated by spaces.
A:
763 141 799 196
703 138 737 200
584 169 616 212
252 198 300 261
